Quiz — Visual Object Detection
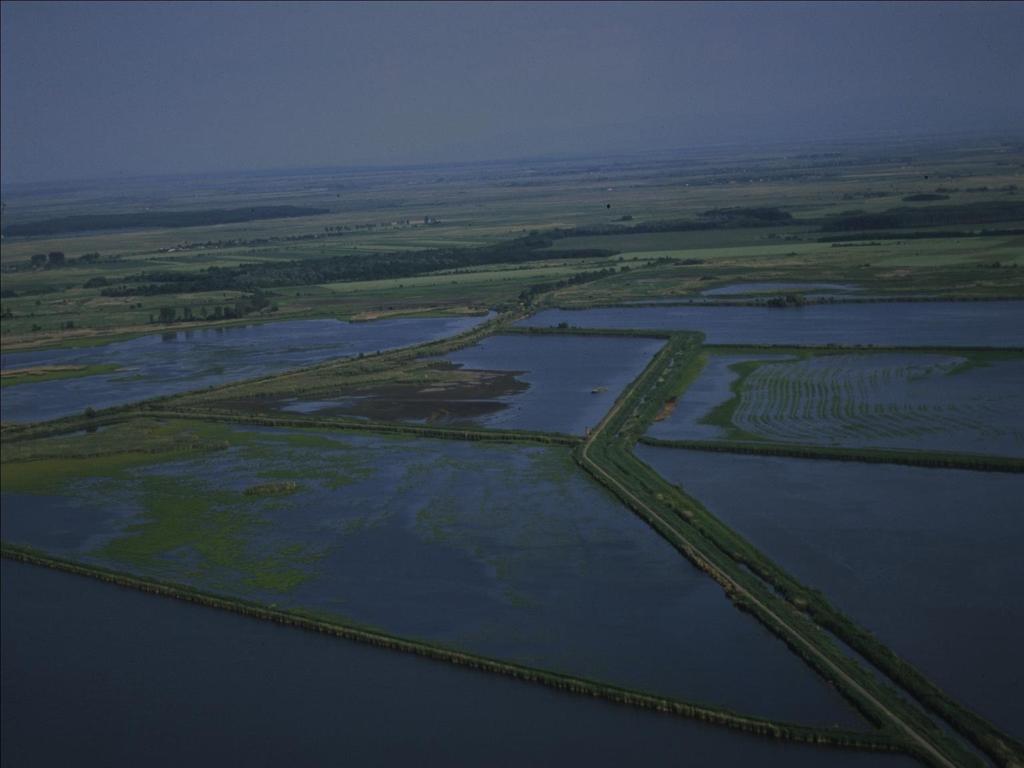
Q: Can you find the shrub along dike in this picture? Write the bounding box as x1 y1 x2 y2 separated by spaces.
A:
638 437 1024 474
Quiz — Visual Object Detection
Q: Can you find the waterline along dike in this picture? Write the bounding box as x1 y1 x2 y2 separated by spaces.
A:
1 559 921 768
518 301 1024 347
1 420 866 729
0 315 489 423
636 445 1024 741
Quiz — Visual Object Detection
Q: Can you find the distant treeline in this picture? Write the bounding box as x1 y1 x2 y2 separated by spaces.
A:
2 205 330 238
821 201 1024 232
100 236 613 296
819 228 1024 243
546 207 794 240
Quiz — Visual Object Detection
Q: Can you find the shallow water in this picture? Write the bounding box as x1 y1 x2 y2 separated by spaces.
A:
648 353 793 442
1 560 919 768
519 301 1024 346
636 445 1024 740
701 282 859 296
441 334 664 434
649 352 1024 456
1 426 865 728
0 315 488 423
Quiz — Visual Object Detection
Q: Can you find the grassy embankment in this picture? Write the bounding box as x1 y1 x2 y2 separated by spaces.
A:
0 363 121 388
582 334 1020 767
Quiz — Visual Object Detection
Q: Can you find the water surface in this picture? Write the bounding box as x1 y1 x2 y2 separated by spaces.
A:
701 282 859 296
1 426 864 728
1 560 917 768
637 445 1024 740
0 315 487 423
519 302 1024 346
649 352 1024 457
441 334 664 434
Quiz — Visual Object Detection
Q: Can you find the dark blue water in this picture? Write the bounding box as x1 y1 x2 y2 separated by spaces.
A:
442 334 664 434
0 560 919 768
518 302 1024 347
0 315 488 423
1 428 864 728
636 445 1024 741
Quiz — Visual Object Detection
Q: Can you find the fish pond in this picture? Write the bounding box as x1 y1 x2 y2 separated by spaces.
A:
1 560 918 768
519 301 1024 346
636 445 1024 740
0 315 488 423
0 420 864 729
649 351 1024 457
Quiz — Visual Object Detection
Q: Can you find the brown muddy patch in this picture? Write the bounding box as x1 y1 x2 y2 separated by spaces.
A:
214 365 529 424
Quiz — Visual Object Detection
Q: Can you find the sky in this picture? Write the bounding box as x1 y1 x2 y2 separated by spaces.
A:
2 0 1023 184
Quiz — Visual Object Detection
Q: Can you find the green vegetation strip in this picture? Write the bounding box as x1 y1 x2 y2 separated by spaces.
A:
575 333 1010 768
502 326 673 339
638 437 1024 474
138 409 581 447
1 363 121 388
0 545 901 754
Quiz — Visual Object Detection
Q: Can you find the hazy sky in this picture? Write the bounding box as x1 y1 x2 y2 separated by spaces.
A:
2 1 1023 184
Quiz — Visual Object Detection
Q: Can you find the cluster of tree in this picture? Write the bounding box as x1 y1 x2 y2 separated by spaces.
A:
3 251 119 274
819 228 1024 243
543 207 794 241
822 200 1024 231
517 266 620 306
2 205 330 238
698 207 795 224
101 236 612 297
762 294 808 308
901 193 949 202
148 291 274 324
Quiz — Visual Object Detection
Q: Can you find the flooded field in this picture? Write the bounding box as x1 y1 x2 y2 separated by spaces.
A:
440 334 663 434
519 301 1024 346
2 560 920 768
0 315 488 423
649 351 1024 456
1 422 864 728
277 334 663 435
636 445 1024 739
